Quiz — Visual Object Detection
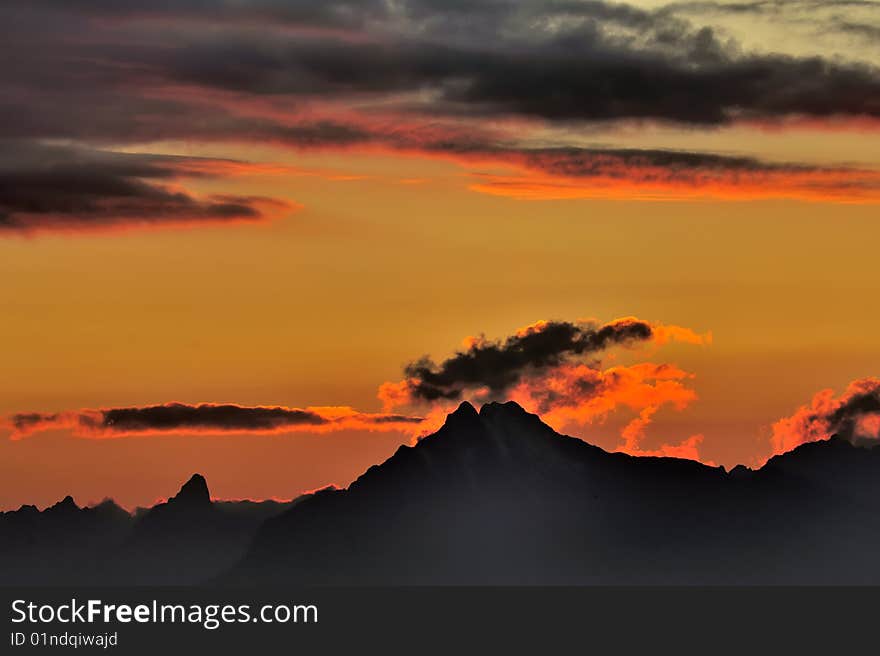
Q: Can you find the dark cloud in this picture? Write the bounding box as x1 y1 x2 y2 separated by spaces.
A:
110 21 880 124
402 318 655 402
662 1 880 15
0 142 287 233
1 0 878 141
9 403 423 438
464 146 880 202
15 0 388 27
516 146 817 175
446 50 879 124
9 405 326 435
826 386 880 446
835 21 880 43
0 0 877 215
99 404 328 432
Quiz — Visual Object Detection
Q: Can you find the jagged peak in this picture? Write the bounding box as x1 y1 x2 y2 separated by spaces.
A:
169 473 211 506
441 401 480 428
728 464 753 479
90 498 130 515
46 495 79 514
14 504 39 515
479 400 529 417
442 400 533 427
452 400 478 417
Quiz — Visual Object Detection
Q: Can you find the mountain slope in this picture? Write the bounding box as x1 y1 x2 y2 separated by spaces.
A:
226 401 880 585
5 401 880 585
0 476 294 585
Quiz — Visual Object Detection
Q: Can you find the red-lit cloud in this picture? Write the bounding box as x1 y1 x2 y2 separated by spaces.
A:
379 316 709 406
770 378 880 454
380 316 712 460
466 150 880 203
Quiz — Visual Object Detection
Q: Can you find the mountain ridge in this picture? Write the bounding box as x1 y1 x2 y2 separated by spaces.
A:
3 400 826 518
226 401 880 585
4 401 880 585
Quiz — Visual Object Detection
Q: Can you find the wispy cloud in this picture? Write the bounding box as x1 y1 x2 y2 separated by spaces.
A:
0 142 294 234
8 403 423 439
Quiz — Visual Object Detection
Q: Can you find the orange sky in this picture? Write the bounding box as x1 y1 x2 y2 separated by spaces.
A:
1 0 880 509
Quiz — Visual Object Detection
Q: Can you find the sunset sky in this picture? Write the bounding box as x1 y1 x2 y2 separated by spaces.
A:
2 0 880 509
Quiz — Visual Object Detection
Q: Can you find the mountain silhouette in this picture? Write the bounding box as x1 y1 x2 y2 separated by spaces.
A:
225 401 880 585
4 401 880 585
0 476 294 585
0 494 133 585
168 473 212 506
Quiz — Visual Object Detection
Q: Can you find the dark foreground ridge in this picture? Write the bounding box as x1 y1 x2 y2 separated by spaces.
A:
4 401 880 585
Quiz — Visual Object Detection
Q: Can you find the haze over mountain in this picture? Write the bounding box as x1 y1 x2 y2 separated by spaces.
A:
0 474 295 585
4 401 880 585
